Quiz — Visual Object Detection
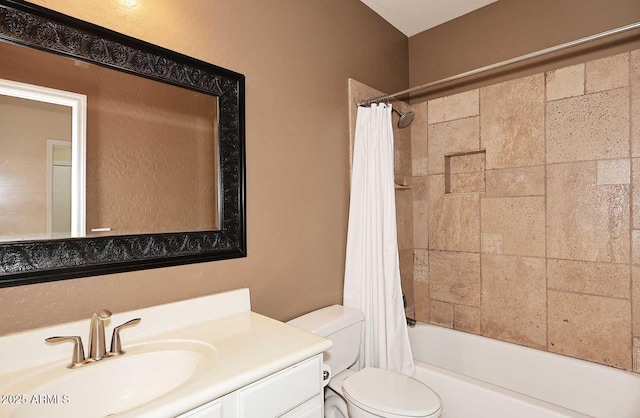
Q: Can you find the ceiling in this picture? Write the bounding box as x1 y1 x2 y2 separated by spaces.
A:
360 0 498 37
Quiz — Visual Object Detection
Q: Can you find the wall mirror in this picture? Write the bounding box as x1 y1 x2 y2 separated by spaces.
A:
0 0 246 287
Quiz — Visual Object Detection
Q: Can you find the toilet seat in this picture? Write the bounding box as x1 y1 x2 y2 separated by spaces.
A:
328 369 355 395
342 367 442 418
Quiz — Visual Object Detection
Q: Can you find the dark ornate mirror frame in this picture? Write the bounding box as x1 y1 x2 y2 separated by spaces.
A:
0 0 246 287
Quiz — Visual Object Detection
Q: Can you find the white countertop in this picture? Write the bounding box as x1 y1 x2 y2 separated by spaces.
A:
0 289 332 417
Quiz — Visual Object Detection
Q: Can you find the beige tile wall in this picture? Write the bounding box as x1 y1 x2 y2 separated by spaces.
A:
412 51 640 372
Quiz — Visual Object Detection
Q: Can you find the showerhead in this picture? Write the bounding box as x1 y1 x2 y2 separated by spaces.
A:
393 108 414 129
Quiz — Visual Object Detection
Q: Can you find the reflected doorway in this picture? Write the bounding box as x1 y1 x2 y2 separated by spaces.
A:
46 139 72 237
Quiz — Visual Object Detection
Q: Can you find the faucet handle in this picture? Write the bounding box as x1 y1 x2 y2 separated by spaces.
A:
109 318 141 356
45 336 86 368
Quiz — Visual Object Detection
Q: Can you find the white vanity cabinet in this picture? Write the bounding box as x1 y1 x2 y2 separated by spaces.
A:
180 355 324 418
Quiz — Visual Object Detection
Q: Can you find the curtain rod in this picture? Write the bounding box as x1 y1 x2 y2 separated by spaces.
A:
358 21 640 107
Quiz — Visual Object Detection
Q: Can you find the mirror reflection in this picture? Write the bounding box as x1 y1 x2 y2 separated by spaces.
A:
0 40 219 242
0 94 73 240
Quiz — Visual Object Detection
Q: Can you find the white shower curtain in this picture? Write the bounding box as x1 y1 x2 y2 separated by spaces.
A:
343 103 415 377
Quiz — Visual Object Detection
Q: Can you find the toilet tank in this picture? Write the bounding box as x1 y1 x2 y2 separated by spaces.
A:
287 305 364 375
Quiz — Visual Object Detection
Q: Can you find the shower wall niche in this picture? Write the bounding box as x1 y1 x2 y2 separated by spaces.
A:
444 150 486 194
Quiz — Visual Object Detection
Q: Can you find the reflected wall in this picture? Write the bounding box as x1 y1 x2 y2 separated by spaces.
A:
0 41 218 240
0 96 71 239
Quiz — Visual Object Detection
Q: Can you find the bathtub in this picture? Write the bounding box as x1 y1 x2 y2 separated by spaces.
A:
408 323 640 418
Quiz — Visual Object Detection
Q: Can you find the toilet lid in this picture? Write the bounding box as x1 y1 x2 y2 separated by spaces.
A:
342 368 441 418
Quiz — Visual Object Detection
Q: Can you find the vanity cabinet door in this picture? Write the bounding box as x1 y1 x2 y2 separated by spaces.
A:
178 355 323 418
238 355 322 418
279 393 323 418
178 392 239 418
179 401 223 418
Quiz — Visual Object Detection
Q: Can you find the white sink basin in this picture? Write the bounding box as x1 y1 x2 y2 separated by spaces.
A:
4 340 217 418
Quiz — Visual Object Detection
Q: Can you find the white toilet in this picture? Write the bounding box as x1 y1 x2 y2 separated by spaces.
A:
288 305 442 418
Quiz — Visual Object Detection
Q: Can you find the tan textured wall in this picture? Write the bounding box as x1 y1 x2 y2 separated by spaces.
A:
0 0 408 334
0 96 71 239
0 41 218 236
411 50 640 372
409 0 640 101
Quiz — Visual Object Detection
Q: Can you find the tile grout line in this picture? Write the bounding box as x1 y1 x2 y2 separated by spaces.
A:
426 100 431 325
478 87 484 338
547 156 635 166
427 114 480 127
628 52 635 371
413 103 429 321
546 85 628 103
448 157 640 171
427 299 484 310
426 249 640 267
412 107 418 319
548 257 635 267
546 287 632 302
479 196 546 202
544 68 550 353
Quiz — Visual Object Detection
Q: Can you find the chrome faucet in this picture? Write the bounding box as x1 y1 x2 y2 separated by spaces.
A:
45 310 141 368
